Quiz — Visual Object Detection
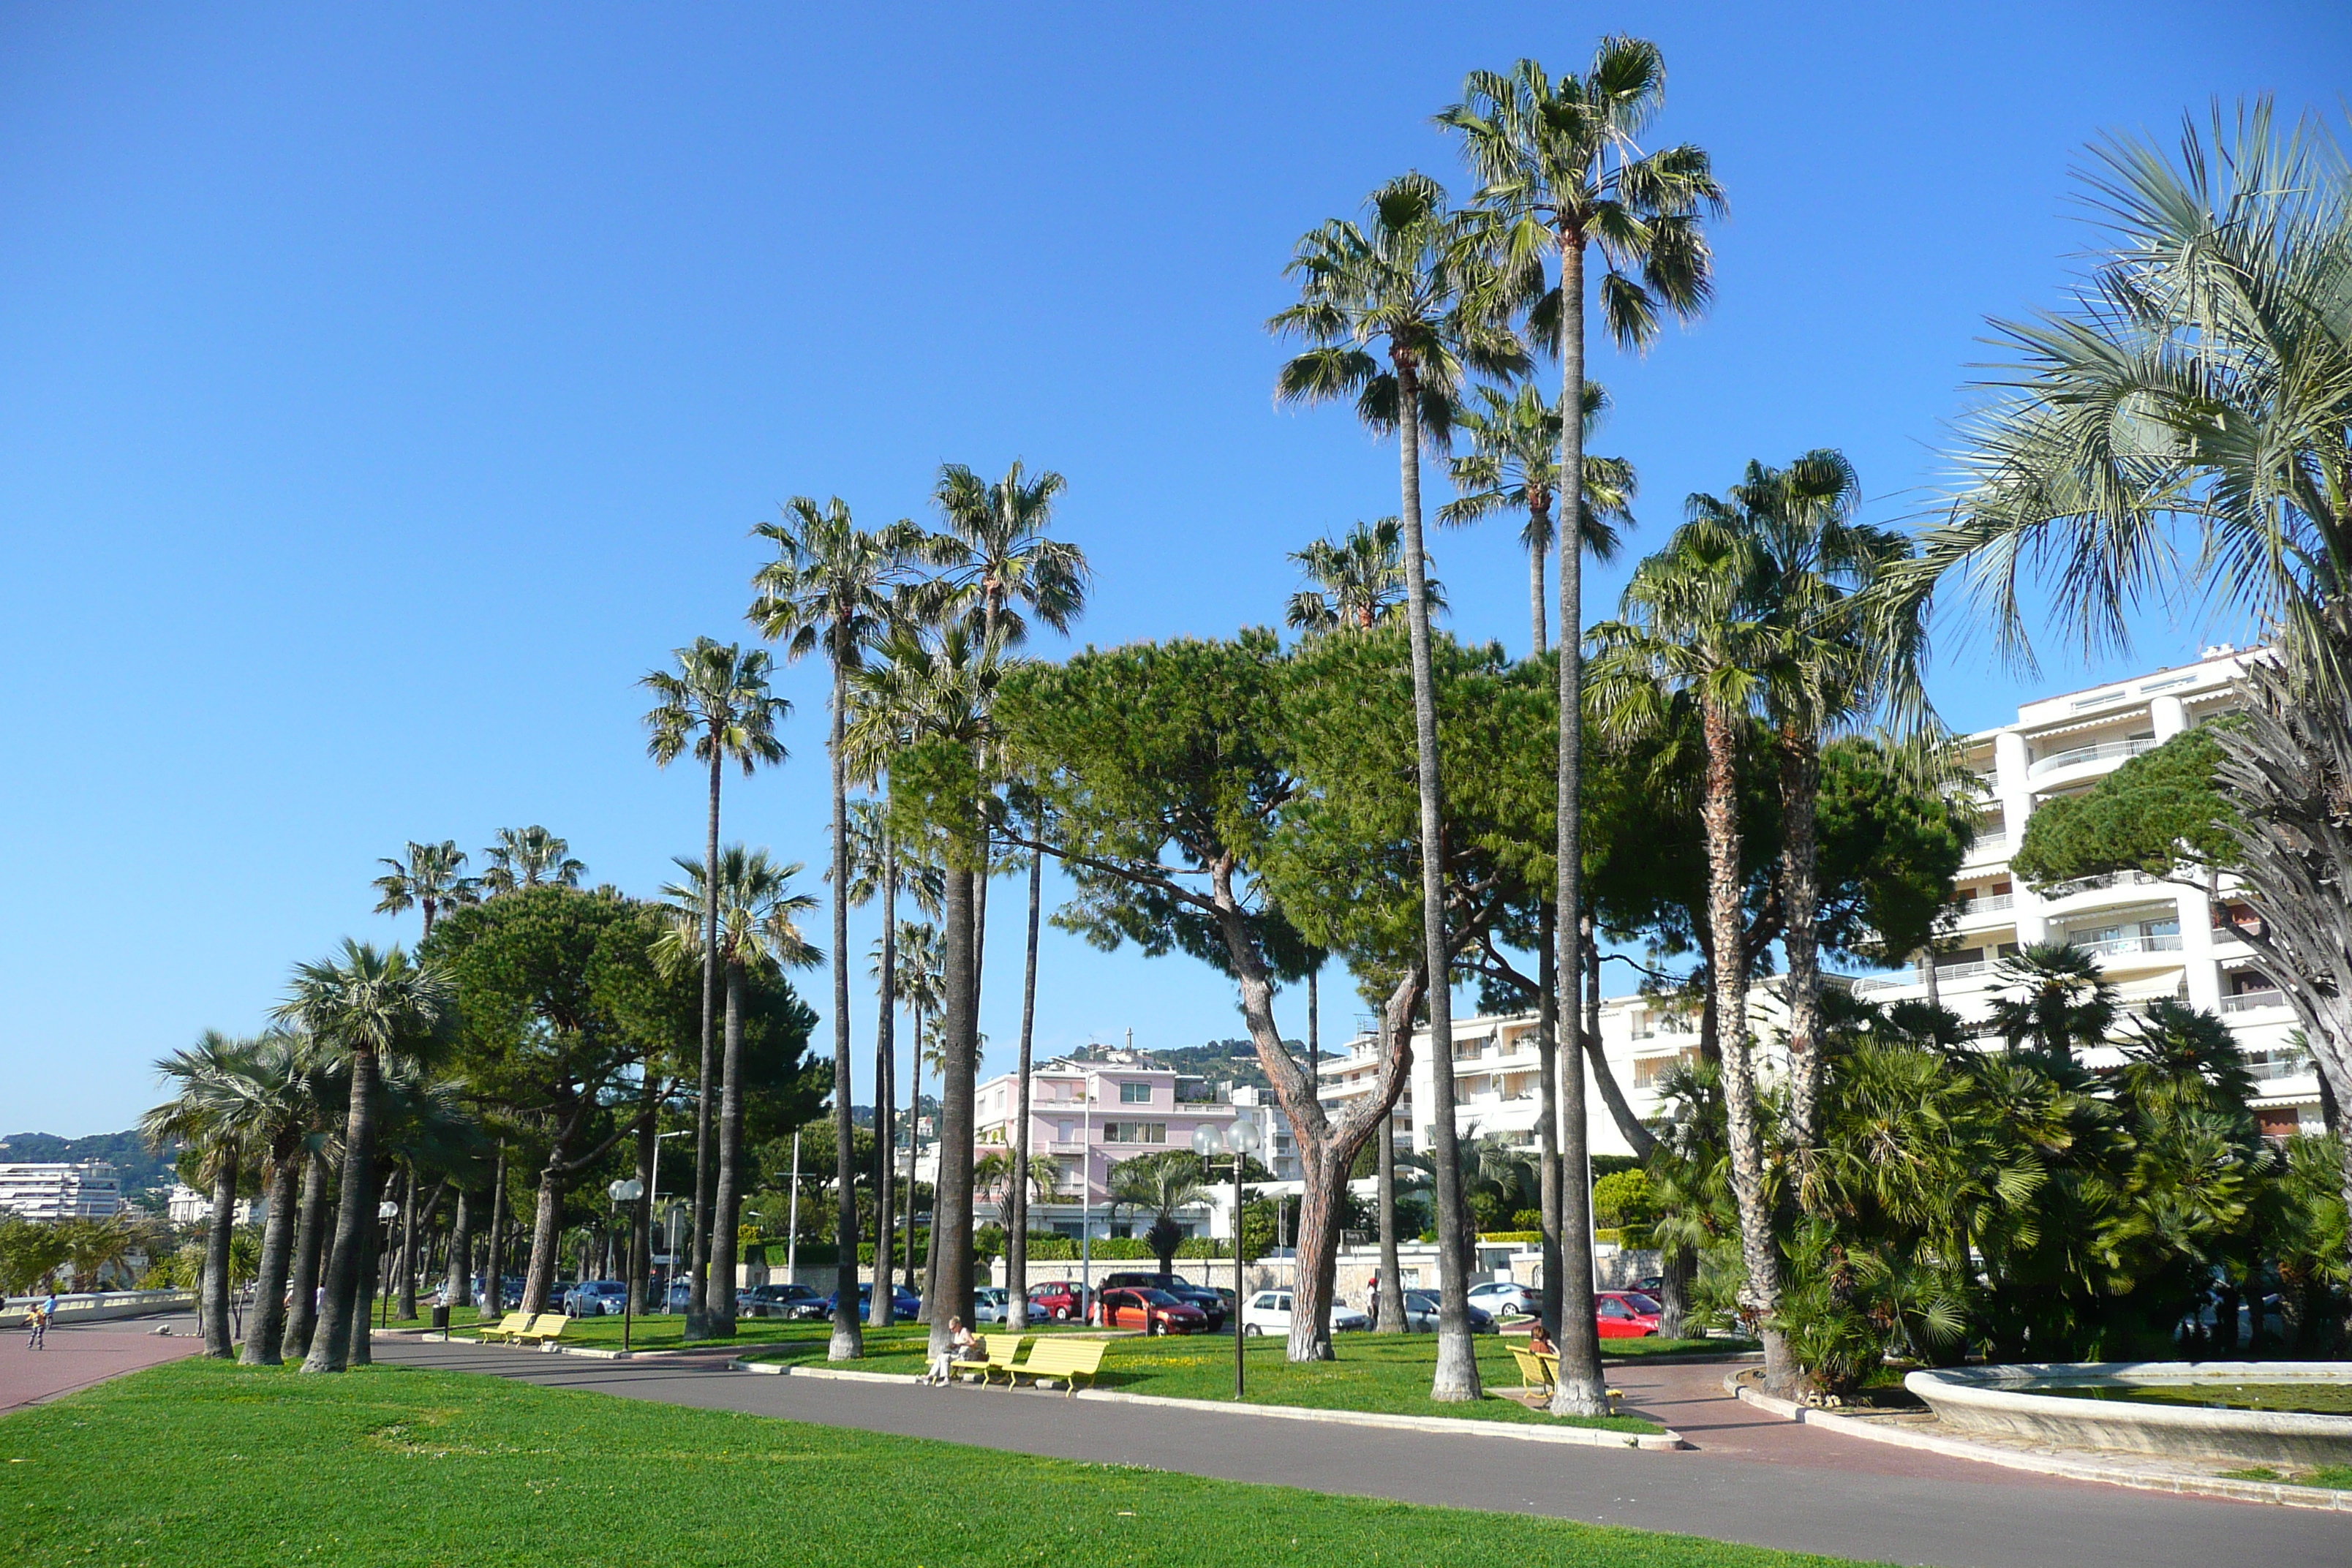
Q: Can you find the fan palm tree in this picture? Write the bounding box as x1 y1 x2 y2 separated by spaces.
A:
1283 518 1439 634
1986 943 2119 1066
1440 380 1635 654
214 1028 328 1365
479 826 585 895
750 496 921 1359
842 799 902 1325
1589 515 1790 1392
921 460 1088 648
973 1150 1059 1232
1441 41 1722 1417
641 637 791 1339
139 1030 257 1358
1272 169 1527 1403
1107 1152 1212 1278
372 841 479 938
891 917 944 1296
657 846 821 1338
272 940 451 1373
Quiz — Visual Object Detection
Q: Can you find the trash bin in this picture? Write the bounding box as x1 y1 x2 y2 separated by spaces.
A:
431 1304 451 1339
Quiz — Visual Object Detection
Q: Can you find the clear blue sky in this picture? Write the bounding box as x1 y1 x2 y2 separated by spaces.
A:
3 2 2342 1136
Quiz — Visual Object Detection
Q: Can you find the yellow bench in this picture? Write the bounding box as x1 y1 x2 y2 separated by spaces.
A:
951 1332 1026 1384
475 1312 538 1343
515 1315 572 1348
1004 1335 1110 1395
1510 1343 1558 1394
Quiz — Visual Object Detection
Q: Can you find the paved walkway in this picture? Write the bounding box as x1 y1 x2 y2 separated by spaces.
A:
377 1338 2350 1567
0 1311 203 1414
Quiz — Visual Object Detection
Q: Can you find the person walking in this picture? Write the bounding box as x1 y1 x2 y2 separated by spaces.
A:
27 1292 55 1349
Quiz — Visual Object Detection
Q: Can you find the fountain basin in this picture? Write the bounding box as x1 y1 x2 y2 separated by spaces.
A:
1905 1362 2352 1469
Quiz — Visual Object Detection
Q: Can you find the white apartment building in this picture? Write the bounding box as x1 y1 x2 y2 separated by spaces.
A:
1850 646 2323 1137
0 1161 123 1221
165 1183 266 1227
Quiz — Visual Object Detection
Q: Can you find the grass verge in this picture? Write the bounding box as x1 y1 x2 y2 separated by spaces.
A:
0 1358 1872 1567
2216 1463 2352 1489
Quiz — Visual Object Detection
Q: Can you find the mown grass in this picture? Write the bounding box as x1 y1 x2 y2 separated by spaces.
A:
2216 1463 2352 1489
0 1358 1876 1567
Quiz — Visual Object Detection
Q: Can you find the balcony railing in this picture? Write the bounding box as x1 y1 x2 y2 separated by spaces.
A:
2028 736 2157 780
2222 990 2288 1014
1966 832 2008 856
1953 894 2013 916
2070 933 2183 958
2247 1050 2314 1082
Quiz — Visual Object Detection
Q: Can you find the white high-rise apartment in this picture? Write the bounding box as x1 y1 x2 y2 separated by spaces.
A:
0 1161 123 1221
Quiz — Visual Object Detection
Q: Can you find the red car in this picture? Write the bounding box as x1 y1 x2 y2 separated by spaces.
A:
1094 1286 1210 1335
1027 1281 1085 1322
1595 1291 1663 1338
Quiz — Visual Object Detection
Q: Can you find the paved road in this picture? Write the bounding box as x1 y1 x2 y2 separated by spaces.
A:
377 1338 2349 1567
0 1311 203 1414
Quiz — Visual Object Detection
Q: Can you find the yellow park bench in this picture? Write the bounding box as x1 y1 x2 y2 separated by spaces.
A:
515 1315 573 1348
1004 1335 1111 1395
1510 1343 1558 1394
951 1332 1026 1384
475 1312 538 1344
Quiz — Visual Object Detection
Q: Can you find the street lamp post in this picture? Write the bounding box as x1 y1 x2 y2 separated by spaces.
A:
1194 1115 1261 1400
376 1199 400 1329
608 1178 644 1352
785 1130 802 1281
1079 1073 1096 1319
648 1129 688 1311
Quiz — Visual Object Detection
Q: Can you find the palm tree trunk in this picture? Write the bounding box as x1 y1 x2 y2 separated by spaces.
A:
200 1148 239 1357
687 749 723 1339
281 1150 329 1359
482 1145 508 1316
444 1188 473 1313
827 661 862 1359
1536 902 1564 1340
1547 235 1607 1417
708 960 747 1339
348 1165 386 1367
903 1001 921 1300
921 1145 943 1323
1392 358 1477 1402
396 1162 421 1322
1780 736 1827 1156
931 863 979 1357
873 857 899 1330
304 1048 379 1373
630 1082 656 1315
1529 506 1550 656
1702 697 1795 1392
243 1150 300 1365
1009 845 1042 1330
1374 1096 1406 1335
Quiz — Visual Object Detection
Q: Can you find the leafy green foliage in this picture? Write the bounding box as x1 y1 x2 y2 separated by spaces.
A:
2012 724 2243 887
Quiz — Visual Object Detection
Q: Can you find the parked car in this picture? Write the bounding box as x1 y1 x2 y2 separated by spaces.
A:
738 1282 823 1319
812 1283 922 1323
1240 1289 1369 1337
1634 1275 1665 1299
1466 1280 1539 1318
1095 1286 1210 1335
663 1276 693 1313
1026 1280 1087 1322
1097 1273 1228 1331
1595 1291 1662 1338
1392 1289 1494 1333
973 1287 1012 1324
562 1281 630 1316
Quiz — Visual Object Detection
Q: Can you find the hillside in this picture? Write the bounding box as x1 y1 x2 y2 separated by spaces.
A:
1144 1038 1331 1093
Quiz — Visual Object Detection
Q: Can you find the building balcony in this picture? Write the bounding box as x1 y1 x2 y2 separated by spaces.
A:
2028 736 2157 783
1952 893 2013 918
2223 989 2288 1015
1964 832 2008 863
2075 933 2183 959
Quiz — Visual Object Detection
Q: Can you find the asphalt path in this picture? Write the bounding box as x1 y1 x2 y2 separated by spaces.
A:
377 1337 2351 1567
0 1311 203 1414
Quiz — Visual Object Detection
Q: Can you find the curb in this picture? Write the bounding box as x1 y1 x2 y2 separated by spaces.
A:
751 1360 1684 1450
400 1331 687 1362
1725 1370 2352 1512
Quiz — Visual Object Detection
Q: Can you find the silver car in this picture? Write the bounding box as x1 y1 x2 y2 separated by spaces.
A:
1467 1279 1539 1318
973 1287 1011 1324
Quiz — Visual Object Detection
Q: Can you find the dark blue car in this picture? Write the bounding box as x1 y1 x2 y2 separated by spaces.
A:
813 1283 921 1322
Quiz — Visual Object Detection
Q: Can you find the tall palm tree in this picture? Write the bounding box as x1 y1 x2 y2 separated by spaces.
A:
140 1030 257 1358
1273 169 1527 1402
842 799 901 1325
1283 519 1438 633
891 917 944 1297
641 638 790 1339
1441 45 1722 1415
1590 515 1789 1391
216 1028 327 1366
923 461 1087 648
372 841 479 939
1107 1152 1212 1278
750 496 920 1360
479 826 585 895
1000 791 1051 1330
658 847 821 1338
272 940 450 1373
1440 380 1635 654
1986 943 2119 1067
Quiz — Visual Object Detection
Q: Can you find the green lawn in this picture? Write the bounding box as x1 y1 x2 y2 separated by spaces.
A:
736 1323 1677 1431
0 1359 1877 1567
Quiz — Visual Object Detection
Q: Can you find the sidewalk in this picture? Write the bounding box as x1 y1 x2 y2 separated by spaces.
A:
0 1312 203 1415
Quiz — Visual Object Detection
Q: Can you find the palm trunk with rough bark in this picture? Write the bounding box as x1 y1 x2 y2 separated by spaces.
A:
1392 357 1478 1403
1009 845 1042 1330
444 1188 473 1312
1374 1009 1409 1336
200 1149 240 1357
687 749 723 1340
630 1088 656 1315
1537 904 1564 1339
874 853 898 1330
281 1150 329 1360
347 1164 387 1367
1529 502 1550 657
396 1162 421 1322
1702 698 1795 1392
243 1150 300 1365
482 1145 508 1315
1548 235 1607 1417
827 664 863 1359
1779 736 1826 1155
903 1003 922 1300
708 961 746 1338
930 863 980 1357
304 1049 379 1373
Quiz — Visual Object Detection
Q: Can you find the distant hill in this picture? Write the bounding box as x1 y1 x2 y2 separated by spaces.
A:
1142 1038 1329 1093
0 1129 180 1196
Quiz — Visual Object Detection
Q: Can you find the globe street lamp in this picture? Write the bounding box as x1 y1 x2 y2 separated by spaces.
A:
608 1177 645 1352
1193 1115 1262 1399
377 1199 401 1329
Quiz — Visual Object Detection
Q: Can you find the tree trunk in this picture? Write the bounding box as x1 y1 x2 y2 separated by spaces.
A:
396 1161 421 1322
1009 844 1042 1330
242 1151 299 1365
1548 915 1608 1412
708 960 747 1338
1529 502 1550 657
1703 697 1795 1392
687 749 724 1341
1779 735 1827 1156
1585 930 1659 1160
1375 1074 1407 1335
482 1145 508 1316
827 665 864 1359
631 1085 656 1316
347 1164 387 1368
1391 356 1478 1403
304 1047 380 1373
445 1189 473 1313
931 862 980 1357
873 851 899 1329
1657 1245 1695 1340
281 1150 328 1360
1537 902 1564 1341
200 1148 239 1357
903 1002 922 1300
522 1166 564 1317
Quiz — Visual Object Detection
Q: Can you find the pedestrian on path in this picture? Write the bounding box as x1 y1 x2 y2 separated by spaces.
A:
25 1296 52 1349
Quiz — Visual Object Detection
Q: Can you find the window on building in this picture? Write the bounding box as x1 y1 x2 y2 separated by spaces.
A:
1119 1081 1153 1104
1056 1121 1074 1144
1101 1122 1166 1145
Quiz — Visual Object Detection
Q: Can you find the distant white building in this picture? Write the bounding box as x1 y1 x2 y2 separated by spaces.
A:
0 1161 122 1221
166 1183 264 1226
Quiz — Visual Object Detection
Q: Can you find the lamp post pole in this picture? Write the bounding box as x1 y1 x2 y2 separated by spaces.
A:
1079 1071 1095 1320
785 1131 802 1281
609 1178 644 1352
1195 1115 1260 1400
376 1200 399 1329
